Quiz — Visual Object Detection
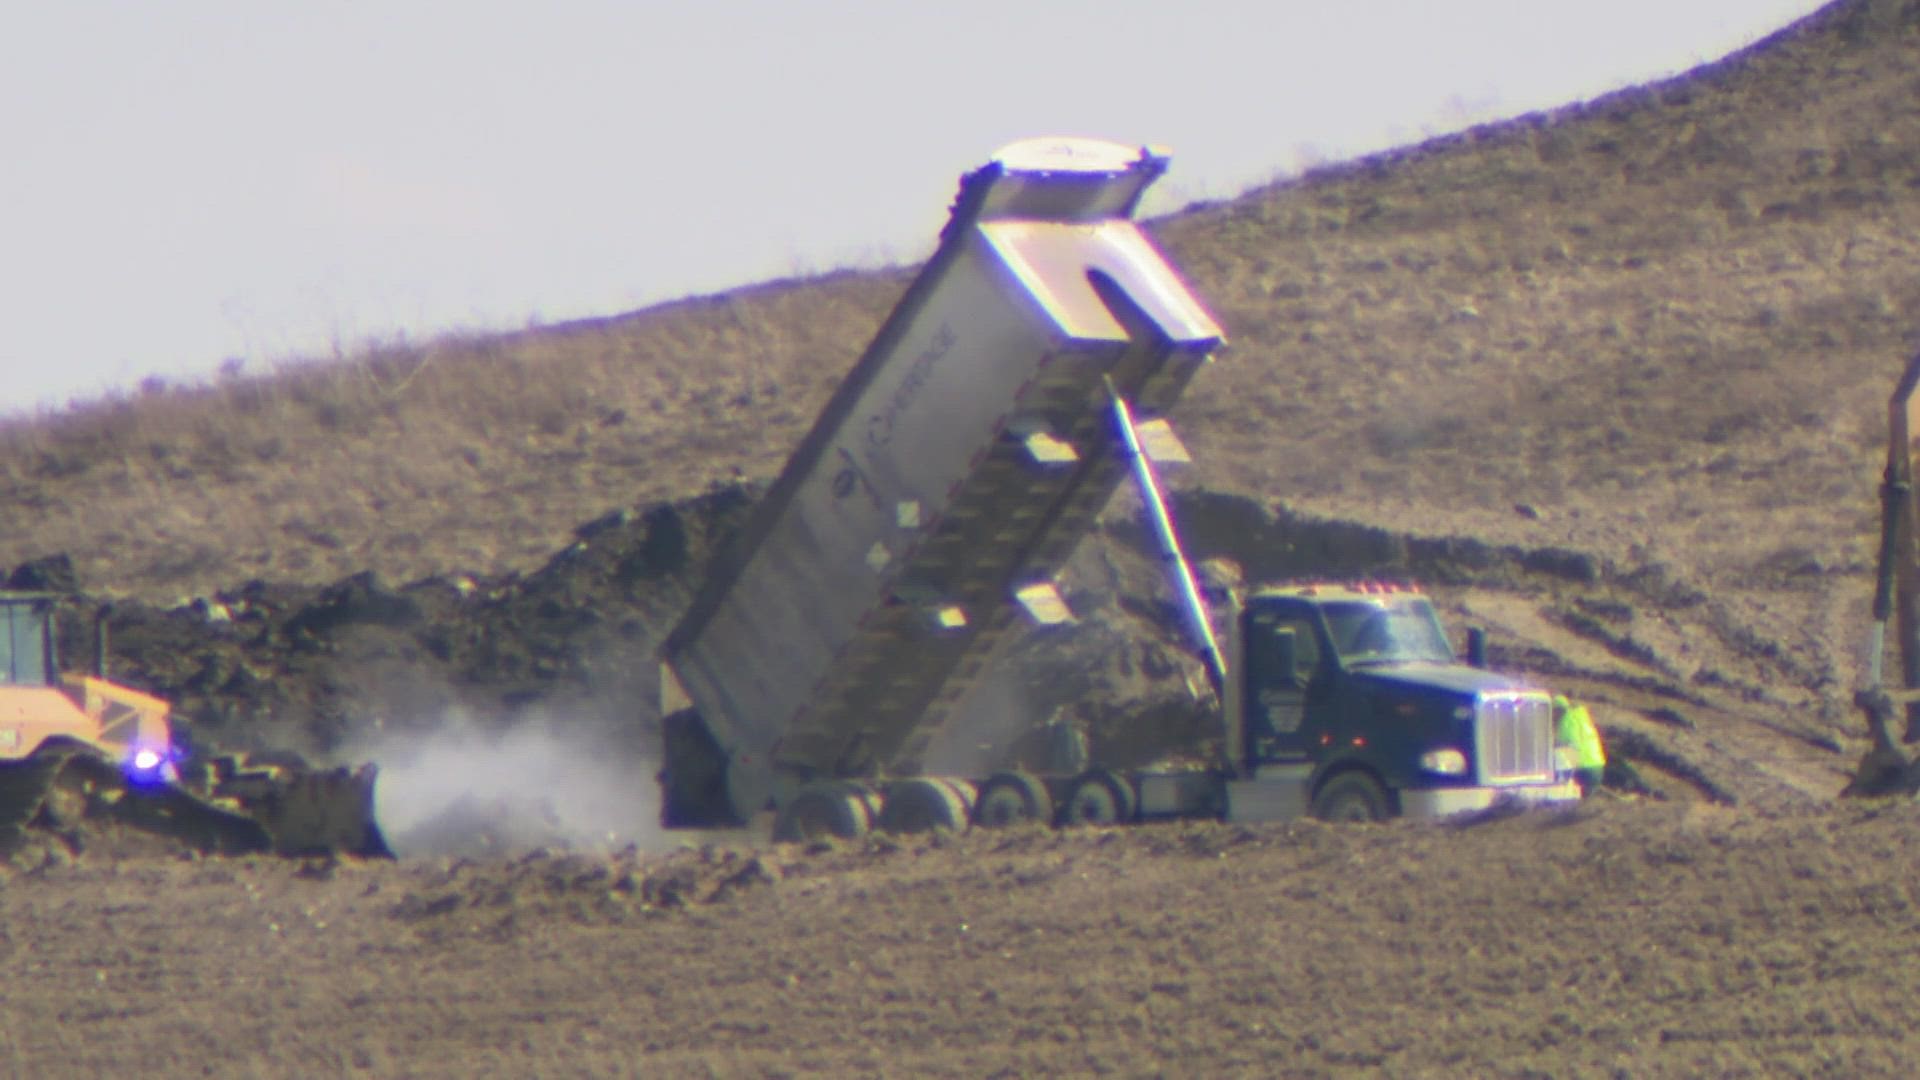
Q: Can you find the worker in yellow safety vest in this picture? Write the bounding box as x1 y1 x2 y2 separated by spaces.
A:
1553 695 1606 795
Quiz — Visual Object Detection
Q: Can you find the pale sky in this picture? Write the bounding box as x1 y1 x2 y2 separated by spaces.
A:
0 1 1827 414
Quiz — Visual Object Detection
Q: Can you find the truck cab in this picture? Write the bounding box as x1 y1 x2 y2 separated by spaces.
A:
1230 583 1577 821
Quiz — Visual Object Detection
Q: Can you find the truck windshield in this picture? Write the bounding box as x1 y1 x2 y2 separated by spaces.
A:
1322 599 1454 666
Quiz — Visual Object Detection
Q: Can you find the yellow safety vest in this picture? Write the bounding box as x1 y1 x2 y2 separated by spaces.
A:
1557 702 1606 772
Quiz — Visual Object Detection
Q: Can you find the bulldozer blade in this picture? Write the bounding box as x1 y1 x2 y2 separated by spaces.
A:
254 764 393 858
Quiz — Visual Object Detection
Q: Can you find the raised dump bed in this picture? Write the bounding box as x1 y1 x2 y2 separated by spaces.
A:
662 138 1224 821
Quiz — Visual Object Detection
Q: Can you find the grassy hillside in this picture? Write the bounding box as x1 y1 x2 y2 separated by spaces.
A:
2 0 1915 704
0 272 905 597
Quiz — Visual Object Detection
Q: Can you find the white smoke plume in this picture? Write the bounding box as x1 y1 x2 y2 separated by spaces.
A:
363 714 665 858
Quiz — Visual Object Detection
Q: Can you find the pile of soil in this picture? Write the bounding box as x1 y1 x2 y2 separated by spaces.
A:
20 487 759 767
11 470 1859 860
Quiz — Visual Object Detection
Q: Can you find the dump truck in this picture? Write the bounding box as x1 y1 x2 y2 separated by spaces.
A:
658 137 1579 839
0 591 390 854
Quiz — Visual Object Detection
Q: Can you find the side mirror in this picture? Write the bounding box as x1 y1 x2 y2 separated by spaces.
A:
1466 626 1488 669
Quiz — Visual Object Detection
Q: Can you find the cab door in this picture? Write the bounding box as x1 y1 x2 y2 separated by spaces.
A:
1242 603 1326 763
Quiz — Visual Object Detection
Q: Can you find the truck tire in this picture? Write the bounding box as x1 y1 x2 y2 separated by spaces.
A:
937 778 979 818
973 771 1053 829
1311 771 1390 823
875 778 971 835
842 781 884 826
772 783 875 843
1058 769 1137 827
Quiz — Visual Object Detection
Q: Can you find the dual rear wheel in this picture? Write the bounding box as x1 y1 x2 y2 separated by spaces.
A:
772 778 981 842
771 767 1144 842
770 781 881 843
772 768 1389 840
874 778 975 835
1054 769 1137 827
975 768 1138 829
973 771 1053 829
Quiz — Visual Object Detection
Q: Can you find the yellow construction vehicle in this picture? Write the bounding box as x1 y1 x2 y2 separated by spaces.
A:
0 591 389 854
1848 351 1920 796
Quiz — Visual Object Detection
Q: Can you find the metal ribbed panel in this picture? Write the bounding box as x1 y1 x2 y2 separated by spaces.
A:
1474 692 1556 785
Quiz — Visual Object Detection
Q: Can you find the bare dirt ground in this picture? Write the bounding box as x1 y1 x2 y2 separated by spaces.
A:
9 801 1920 1078
5 1 1920 1076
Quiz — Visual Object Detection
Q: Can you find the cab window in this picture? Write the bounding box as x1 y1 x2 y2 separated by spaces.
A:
1322 599 1453 665
0 603 51 686
1249 610 1321 686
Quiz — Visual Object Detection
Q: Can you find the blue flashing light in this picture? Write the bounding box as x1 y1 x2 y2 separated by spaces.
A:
123 745 178 786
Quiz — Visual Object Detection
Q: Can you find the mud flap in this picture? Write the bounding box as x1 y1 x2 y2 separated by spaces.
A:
660 710 741 828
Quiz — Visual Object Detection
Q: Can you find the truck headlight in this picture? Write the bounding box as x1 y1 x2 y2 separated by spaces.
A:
1419 748 1468 776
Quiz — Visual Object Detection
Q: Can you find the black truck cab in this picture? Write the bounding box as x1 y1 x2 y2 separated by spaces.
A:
1234 583 1575 820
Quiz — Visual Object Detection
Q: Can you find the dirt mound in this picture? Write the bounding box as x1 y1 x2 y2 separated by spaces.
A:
388 844 790 930
16 799 1920 1075
23 485 758 765
12 475 1857 858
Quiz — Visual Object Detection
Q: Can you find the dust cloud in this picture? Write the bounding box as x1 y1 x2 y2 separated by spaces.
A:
363 715 665 857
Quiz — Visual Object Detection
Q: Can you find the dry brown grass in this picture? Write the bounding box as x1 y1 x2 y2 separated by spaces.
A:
0 271 908 600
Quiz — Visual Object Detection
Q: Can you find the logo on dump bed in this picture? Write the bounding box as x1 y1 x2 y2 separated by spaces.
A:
867 322 956 448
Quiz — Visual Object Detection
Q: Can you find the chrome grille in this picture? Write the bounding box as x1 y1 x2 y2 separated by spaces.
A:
1474 691 1555 785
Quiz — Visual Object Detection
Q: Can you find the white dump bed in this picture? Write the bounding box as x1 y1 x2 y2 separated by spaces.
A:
662 138 1224 817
